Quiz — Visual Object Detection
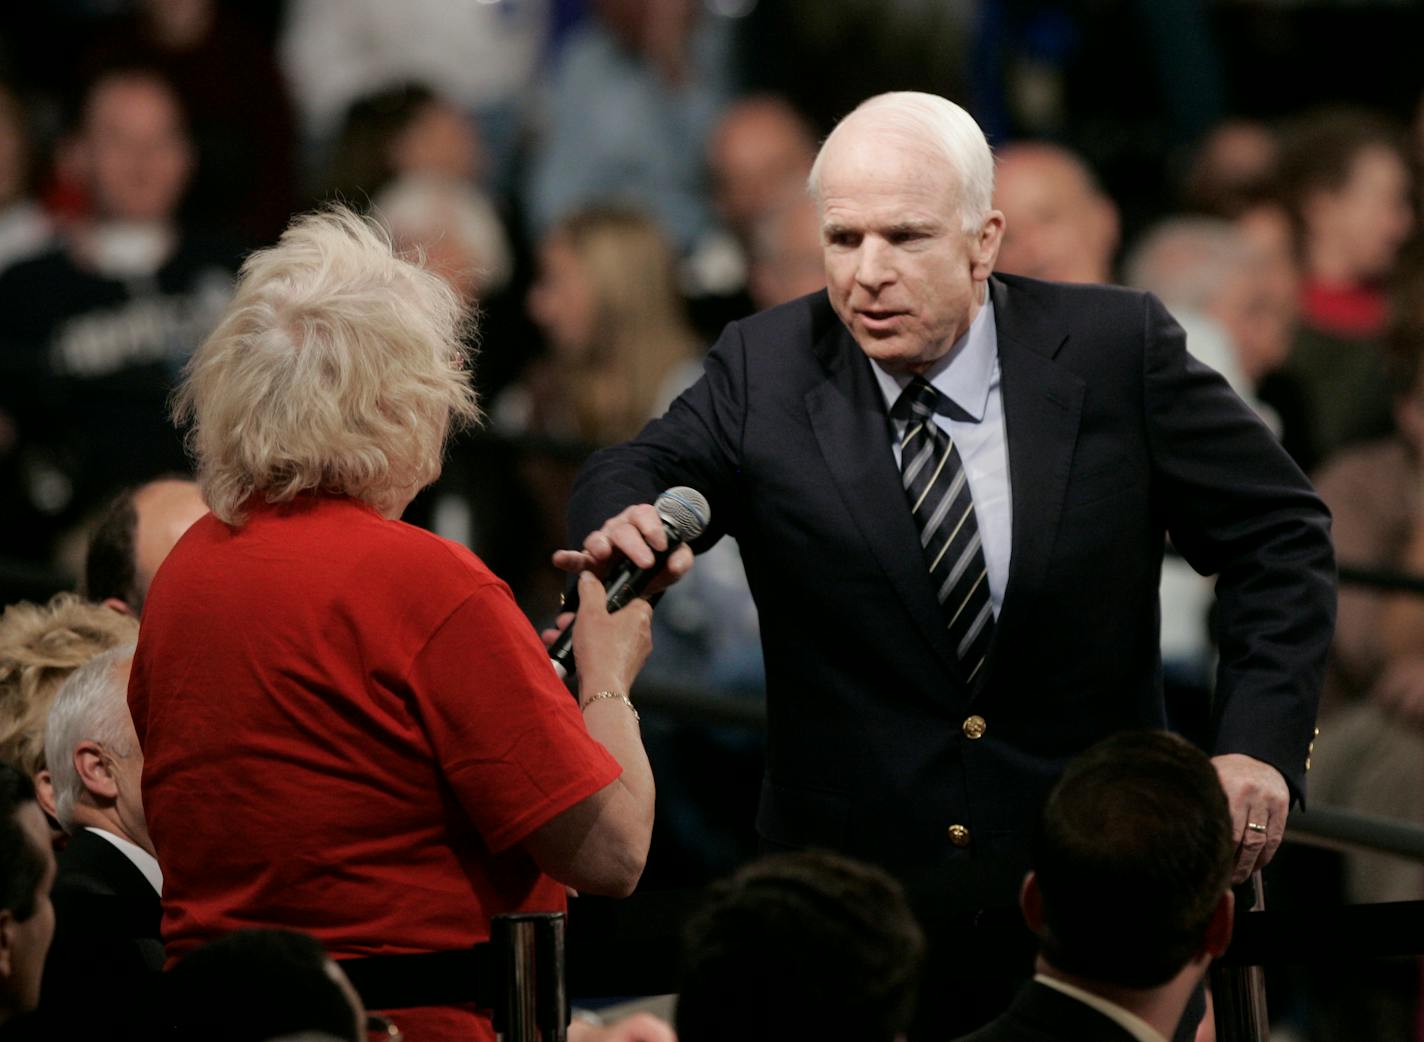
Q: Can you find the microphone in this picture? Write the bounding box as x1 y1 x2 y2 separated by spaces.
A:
549 486 711 680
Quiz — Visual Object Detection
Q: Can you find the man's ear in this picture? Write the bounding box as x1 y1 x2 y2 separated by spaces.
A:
32 770 57 826
973 209 1006 280
1020 870 1044 934
101 597 134 617
1203 889 1235 959
73 741 119 802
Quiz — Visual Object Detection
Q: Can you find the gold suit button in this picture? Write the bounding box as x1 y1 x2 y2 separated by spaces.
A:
1305 756 1312 772
962 715 986 740
947 824 971 847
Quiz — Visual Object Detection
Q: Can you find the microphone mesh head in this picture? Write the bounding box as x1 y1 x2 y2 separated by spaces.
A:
655 487 711 542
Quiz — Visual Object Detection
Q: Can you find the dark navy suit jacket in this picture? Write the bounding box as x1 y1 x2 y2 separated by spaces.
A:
954 980 1147 1042
34 828 163 1036
569 274 1334 906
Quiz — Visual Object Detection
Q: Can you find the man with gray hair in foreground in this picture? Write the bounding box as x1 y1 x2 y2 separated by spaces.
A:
562 90 1332 1036
35 644 161 1037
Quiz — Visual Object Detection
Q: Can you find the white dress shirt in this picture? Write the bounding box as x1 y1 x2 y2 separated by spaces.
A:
1034 975 1171 1042
85 827 163 896
871 296 1013 618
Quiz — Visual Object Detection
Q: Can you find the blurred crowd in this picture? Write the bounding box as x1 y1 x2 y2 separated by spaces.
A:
0 0 1417 607
0 1 1419 1037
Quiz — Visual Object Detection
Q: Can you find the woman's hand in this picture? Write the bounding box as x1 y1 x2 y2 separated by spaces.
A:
567 570 653 696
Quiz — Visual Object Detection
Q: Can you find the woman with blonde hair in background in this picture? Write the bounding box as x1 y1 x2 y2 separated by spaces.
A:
504 206 702 448
493 207 703 612
129 207 658 1042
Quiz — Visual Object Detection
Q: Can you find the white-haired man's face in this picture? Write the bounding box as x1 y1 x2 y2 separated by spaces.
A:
817 124 1003 375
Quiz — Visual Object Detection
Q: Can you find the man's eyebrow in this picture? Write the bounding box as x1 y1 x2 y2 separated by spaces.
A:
883 219 941 236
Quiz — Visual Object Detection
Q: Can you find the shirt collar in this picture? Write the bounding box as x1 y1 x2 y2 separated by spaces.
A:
84 826 163 896
870 292 997 422
1033 974 1170 1042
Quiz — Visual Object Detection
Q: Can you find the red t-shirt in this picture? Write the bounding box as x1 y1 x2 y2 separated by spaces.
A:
130 495 621 1042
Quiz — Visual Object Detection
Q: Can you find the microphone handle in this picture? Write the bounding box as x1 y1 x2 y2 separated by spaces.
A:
548 538 682 680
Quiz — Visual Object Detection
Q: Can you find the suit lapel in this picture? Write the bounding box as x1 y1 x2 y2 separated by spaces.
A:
975 277 1084 697
805 321 966 684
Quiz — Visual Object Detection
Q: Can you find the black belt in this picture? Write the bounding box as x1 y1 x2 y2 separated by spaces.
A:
336 946 493 1011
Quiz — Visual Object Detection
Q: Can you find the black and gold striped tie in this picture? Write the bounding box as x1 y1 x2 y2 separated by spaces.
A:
897 377 994 681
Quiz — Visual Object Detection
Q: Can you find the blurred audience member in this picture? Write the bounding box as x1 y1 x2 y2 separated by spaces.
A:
495 206 702 611
527 0 733 254
131 209 656 1042
676 851 925 1042
166 929 364 1042
747 193 825 311
689 95 817 297
709 96 816 248
955 731 1234 1042
374 173 512 305
1126 216 1284 417
1180 118 1279 218
0 764 55 1036
1306 243 1424 1042
0 85 53 550
1311 334 1424 900
992 142 1119 284
1233 197 1317 469
321 83 484 207
1279 109 1415 460
0 68 234 557
510 207 701 447
0 86 52 275
81 0 297 246
281 0 549 192
325 85 517 396
83 477 206 617
35 644 160 1038
1127 216 1283 736
0 594 138 837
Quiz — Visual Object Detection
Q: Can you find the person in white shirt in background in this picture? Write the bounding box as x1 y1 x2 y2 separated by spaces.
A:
1126 217 1290 729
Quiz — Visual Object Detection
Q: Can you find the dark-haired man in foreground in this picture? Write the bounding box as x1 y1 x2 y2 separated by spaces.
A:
956 731 1235 1042
677 850 925 1042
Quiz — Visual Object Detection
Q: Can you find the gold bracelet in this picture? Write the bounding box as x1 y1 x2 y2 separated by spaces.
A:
580 690 639 721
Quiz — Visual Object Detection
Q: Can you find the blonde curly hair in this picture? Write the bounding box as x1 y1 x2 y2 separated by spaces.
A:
173 206 481 525
0 593 139 777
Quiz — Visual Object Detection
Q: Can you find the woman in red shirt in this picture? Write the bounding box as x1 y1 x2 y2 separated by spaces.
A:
129 208 658 1042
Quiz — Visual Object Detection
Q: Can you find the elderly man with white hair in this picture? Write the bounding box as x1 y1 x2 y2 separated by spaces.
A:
36 644 162 1037
561 91 1334 1036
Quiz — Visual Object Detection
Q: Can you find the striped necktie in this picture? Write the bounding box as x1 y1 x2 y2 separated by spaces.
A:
897 377 994 682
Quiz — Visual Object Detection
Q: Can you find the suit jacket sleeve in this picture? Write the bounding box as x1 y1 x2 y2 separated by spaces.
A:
1142 293 1335 803
568 319 748 549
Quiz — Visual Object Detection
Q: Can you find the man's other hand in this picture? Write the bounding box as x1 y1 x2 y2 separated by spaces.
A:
1211 753 1289 883
552 503 695 594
